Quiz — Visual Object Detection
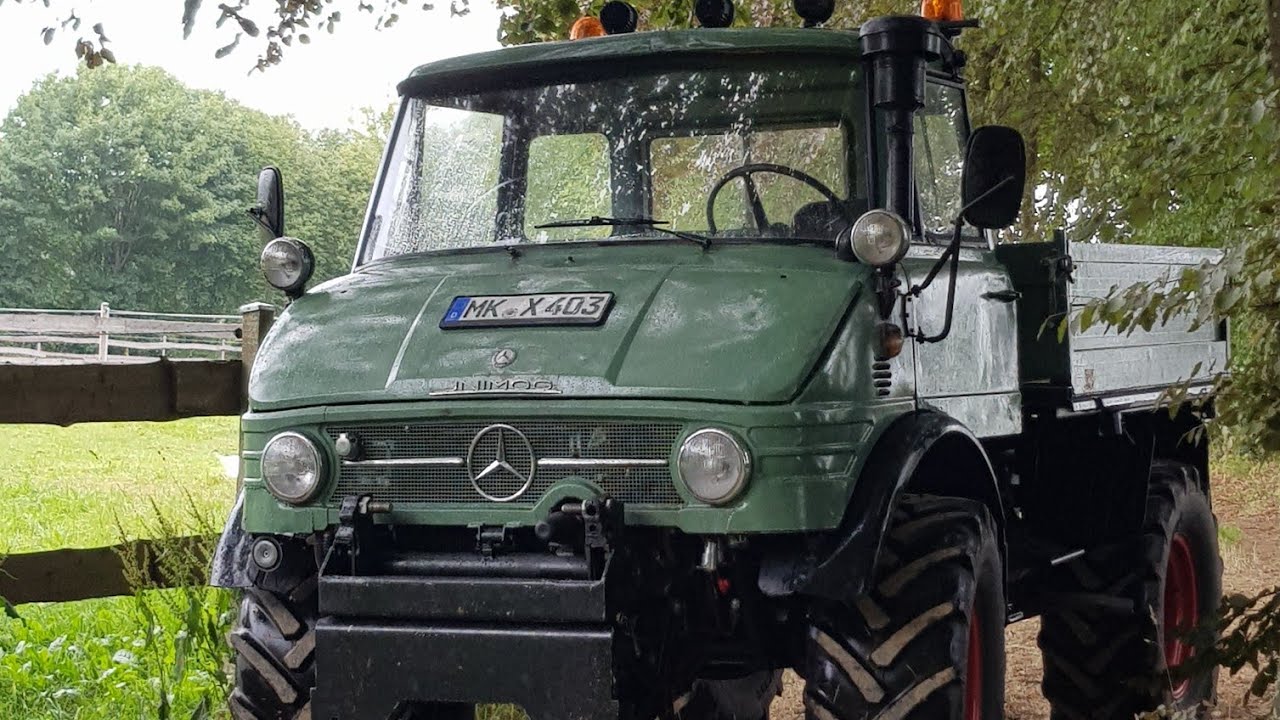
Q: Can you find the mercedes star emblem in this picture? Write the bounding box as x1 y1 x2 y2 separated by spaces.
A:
491 348 517 369
466 423 536 502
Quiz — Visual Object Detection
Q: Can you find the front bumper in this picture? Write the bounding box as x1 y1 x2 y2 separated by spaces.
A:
311 495 628 720
313 571 617 720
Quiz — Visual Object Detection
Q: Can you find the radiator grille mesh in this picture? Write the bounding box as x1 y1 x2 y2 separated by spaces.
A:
325 420 683 506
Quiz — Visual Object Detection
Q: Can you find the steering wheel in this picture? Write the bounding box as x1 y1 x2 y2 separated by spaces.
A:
705 162 845 234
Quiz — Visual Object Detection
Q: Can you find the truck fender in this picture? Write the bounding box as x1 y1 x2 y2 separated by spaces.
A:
759 410 1005 602
209 492 254 589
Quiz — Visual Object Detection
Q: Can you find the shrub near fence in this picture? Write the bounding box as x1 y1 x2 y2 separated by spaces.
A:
0 302 274 606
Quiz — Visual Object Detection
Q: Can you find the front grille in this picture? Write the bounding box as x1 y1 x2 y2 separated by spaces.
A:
326 420 684 506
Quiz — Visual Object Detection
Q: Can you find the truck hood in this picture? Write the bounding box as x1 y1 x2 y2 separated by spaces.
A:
249 242 865 410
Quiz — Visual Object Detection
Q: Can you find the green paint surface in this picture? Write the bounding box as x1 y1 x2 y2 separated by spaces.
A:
251 242 866 409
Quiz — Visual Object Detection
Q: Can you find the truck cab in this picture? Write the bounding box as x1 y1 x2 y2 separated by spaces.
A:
218 8 1226 720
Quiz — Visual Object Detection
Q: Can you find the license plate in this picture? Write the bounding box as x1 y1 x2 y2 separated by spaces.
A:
439 292 615 328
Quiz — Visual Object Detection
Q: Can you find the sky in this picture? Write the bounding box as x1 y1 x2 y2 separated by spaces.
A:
0 0 504 130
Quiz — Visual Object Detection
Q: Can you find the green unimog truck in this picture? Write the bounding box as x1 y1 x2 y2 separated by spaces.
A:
212 4 1229 719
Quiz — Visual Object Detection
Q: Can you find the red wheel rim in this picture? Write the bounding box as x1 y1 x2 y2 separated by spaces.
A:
1164 533 1199 700
964 602 983 720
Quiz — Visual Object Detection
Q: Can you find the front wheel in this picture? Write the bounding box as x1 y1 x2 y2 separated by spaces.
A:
804 495 1005 719
228 538 476 720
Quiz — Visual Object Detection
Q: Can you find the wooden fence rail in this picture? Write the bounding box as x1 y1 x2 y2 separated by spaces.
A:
0 302 274 605
0 303 242 364
0 535 216 605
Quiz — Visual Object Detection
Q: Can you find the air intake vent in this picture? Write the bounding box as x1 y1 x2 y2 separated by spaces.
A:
872 361 893 397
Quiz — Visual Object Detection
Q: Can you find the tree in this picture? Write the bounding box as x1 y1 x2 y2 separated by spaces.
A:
0 64 381 313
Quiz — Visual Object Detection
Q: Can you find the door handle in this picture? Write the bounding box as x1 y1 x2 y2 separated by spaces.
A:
982 289 1022 303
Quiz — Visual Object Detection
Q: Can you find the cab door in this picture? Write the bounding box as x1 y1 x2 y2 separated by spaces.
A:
899 80 1022 438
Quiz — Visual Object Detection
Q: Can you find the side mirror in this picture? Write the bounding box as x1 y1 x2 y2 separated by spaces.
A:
960 126 1026 230
250 166 285 242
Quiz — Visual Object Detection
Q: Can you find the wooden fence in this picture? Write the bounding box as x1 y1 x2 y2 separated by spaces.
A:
0 303 241 365
0 302 275 605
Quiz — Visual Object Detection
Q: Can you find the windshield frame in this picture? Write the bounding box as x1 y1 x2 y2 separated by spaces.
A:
354 54 871 268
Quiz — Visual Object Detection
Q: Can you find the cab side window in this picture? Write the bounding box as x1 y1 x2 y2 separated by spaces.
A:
913 82 972 240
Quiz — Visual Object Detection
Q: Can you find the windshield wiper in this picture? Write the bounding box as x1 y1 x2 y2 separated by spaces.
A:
535 216 711 250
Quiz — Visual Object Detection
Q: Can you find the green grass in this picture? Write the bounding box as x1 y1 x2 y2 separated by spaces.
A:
0 417 240 720
0 418 239 553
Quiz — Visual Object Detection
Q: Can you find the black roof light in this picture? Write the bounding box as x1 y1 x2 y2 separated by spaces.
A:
794 0 834 27
695 0 735 28
600 1 638 33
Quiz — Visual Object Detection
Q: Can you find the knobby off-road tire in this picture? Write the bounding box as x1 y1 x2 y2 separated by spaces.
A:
804 495 1005 720
1038 462 1222 719
228 540 475 720
228 553 320 720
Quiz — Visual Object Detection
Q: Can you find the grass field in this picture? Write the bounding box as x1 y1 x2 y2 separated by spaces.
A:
0 418 240 720
1 418 1277 719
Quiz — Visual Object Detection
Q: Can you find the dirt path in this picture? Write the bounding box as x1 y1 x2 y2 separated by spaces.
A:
768 473 1280 719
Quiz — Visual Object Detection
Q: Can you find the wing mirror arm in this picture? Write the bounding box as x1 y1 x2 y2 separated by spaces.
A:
909 220 964 344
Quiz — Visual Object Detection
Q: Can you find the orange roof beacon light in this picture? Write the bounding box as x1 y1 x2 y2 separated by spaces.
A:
920 0 963 22
570 16 607 39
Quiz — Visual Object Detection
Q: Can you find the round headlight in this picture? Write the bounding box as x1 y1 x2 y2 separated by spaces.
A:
849 209 910 267
260 237 314 294
261 431 323 504
678 428 751 505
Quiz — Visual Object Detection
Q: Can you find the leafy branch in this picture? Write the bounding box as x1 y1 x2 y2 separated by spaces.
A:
2 0 472 71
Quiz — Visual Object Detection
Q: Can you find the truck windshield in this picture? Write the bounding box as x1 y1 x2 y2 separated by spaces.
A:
362 61 866 263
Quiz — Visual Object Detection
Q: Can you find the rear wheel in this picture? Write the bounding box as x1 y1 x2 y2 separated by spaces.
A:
803 495 1005 720
1038 462 1221 719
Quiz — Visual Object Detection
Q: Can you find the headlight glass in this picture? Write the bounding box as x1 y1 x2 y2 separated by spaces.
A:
260 237 314 293
849 209 910 267
261 431 323 504
678 428 751 505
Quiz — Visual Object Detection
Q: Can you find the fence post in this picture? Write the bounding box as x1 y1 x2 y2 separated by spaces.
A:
238 302 275 391
97 302 110 361
237 302 275 493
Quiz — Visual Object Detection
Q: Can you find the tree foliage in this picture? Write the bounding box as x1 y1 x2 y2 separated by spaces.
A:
0 0 473 71
0 65 382 313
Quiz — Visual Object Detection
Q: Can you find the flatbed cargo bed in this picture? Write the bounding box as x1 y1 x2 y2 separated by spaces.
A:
997 232 1227 412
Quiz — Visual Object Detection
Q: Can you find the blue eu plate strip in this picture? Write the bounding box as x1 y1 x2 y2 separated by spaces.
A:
443 297 471 324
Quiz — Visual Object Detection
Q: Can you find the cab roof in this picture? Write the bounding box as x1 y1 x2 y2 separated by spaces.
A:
397 28 863 96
